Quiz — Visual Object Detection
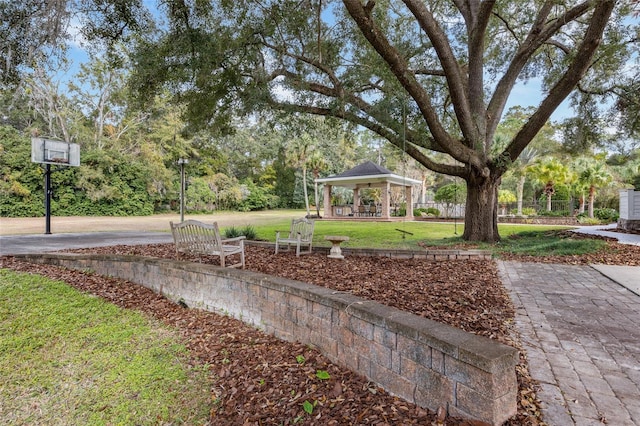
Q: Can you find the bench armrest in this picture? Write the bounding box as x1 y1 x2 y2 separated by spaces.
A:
221 236 246 244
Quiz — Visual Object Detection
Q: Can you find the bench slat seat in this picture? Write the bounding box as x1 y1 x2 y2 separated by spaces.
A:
170 220 245 268
275 217 315 256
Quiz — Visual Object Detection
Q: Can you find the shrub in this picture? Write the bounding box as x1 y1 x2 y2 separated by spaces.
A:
426 207 441 217
498 189 516 204
521 207 537 216
224 225 257 240
434 183 466 203
224 226 242 238
240 225 257 240
594 208 619 223
394 202 407 217
413 207 441 217
537 209 570 217
0 196 42 217
238 182 280 212
186 177 218 211
577 216 601 225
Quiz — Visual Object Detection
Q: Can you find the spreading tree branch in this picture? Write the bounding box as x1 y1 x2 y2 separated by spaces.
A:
505 0 616 165
486 1 592 141
342 0 484 175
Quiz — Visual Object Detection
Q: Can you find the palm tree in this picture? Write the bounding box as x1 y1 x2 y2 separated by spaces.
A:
571 157 591 214
498 189 517 216
288 134 313 217
307 151 327 217
529 157 572 212
575 157 613 218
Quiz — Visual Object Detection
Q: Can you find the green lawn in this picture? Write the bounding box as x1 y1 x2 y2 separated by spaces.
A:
489 229 608 256
236 219 606 257
251 219 458 249
0 270 211 425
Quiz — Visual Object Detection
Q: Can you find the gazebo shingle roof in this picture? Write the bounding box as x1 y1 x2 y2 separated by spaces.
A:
316 161 421 188
333 161 393 178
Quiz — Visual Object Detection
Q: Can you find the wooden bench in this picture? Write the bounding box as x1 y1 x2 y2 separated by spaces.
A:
275 217 315 256
170 220 245 268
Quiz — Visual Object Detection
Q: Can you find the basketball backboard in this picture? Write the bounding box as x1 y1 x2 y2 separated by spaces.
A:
31 138 80 167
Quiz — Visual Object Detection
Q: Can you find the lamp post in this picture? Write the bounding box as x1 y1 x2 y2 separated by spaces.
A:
178 158 189 222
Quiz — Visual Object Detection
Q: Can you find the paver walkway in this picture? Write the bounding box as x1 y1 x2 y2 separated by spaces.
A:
499 261 640 426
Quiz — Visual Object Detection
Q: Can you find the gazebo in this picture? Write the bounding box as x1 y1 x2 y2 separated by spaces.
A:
315 161 421 220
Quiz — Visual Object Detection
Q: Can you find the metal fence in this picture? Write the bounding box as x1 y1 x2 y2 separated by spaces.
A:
415 202 465 218
415 199 587 218
498 200 578 216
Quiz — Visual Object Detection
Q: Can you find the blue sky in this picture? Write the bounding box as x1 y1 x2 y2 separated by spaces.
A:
505 78 573 123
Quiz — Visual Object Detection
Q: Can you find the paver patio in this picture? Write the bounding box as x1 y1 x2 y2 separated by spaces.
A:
500 261 640 426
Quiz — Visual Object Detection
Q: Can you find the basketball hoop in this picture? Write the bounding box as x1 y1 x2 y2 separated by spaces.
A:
31 138 81 234
31 138 80 167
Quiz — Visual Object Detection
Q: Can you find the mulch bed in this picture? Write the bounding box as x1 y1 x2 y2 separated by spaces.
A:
2 236 638 425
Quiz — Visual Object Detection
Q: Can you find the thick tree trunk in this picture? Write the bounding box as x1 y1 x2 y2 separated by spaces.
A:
588 186 595 218
314 180 320 217
463 174 500 242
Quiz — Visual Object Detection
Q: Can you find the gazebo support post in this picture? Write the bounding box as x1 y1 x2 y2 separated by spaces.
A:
353 187 360 215
405 185 414 219
381 182 390 219
323 184 332 218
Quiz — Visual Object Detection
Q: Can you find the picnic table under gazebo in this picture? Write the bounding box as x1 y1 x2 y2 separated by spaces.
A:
315 161 421 221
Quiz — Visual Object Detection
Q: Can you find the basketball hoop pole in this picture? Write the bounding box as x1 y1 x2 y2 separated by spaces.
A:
44 164 52 234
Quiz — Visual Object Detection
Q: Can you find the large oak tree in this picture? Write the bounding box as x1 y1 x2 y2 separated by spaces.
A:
130 0 631 241
5 1 633 241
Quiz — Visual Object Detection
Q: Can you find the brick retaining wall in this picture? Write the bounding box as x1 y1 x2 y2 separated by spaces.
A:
15 252 518 425
497 216 579 225
251 241 493 261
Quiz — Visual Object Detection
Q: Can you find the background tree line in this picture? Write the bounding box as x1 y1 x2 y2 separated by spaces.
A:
2 60 638 220
1 1 640 229
0 57 409 217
